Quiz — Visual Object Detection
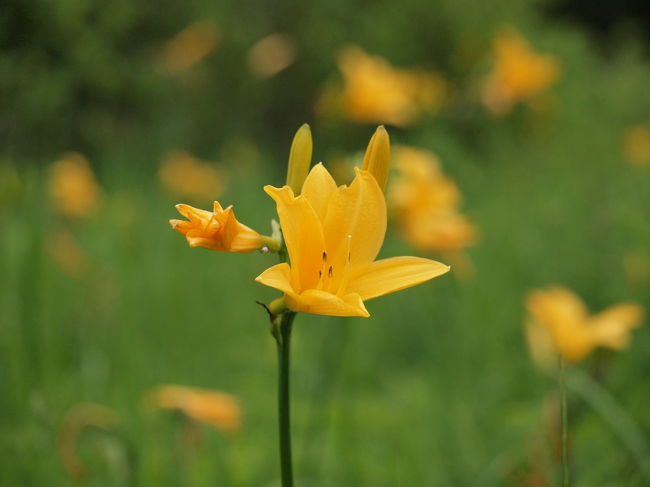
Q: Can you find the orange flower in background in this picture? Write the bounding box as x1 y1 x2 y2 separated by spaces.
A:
170 202 262 252
145 385 241 433
159 151 225 202
525 287 644 364
482 29 560 116
389 146 476 253
256 128 450 318
623 125 650 166
322 46 446 127
162 20 219 75
48 152 101 219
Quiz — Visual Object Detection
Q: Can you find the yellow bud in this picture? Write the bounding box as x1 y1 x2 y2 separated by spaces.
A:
361 125 390 190
286 124 313 194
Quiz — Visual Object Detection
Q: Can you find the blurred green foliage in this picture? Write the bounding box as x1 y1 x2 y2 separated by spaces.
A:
1 0 650 486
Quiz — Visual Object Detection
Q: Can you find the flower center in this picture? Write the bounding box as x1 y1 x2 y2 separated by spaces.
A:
315 235 352 296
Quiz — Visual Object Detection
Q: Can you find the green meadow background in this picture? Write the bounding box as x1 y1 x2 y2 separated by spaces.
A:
2 0 650 485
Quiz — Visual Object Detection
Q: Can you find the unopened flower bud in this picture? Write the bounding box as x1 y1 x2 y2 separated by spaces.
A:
286 124 313 194
361 125 390 190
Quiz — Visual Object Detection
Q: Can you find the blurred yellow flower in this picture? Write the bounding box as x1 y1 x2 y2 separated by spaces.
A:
623 125 650 166
170 201 262 252
482 29 560 116
389 146 476 253
323 46 446 127
256 130 449 317
48 152 101 219
525 287 644 364
247 33 297 78
158 151 225 202
162 20 219 75
145 385 240 433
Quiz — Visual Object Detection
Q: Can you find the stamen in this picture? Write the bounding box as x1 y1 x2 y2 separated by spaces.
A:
316 250 330 290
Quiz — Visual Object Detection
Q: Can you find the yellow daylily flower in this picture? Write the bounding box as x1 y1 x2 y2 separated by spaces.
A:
170 201 262 252
145 385 241 433
256 159 450 317
48 152 101 219
482 28 560 116
389 146 476 253
323 45 446 127
525 287 644 364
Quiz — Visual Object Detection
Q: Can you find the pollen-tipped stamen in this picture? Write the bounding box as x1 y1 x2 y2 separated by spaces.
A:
316 251 330 291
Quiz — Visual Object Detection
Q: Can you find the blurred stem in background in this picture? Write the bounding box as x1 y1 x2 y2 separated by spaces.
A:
559 355 569 487
299 317 353 480
19 200 45 393
569 368 650 484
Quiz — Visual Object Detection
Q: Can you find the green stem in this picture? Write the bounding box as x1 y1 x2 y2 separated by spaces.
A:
559 355 569 487
276 311 296 487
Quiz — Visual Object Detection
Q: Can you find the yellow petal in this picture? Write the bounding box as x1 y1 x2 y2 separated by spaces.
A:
255 263 301 301
322 168 386 273
347 256 449 300
361 126 390 190
169 219 192 233
300 163 337 221
175 203 212 222
285 289 369 317
218 205 261 252
264 185 325 291
185 236 224 251
526 287 587 329
590 304 644 350
228 224 263 252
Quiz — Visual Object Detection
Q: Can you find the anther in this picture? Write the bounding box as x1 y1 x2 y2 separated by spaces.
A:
328 266 333 278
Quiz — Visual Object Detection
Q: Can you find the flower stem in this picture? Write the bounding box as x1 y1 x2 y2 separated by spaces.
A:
276 311 296 487
559 355 569 487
